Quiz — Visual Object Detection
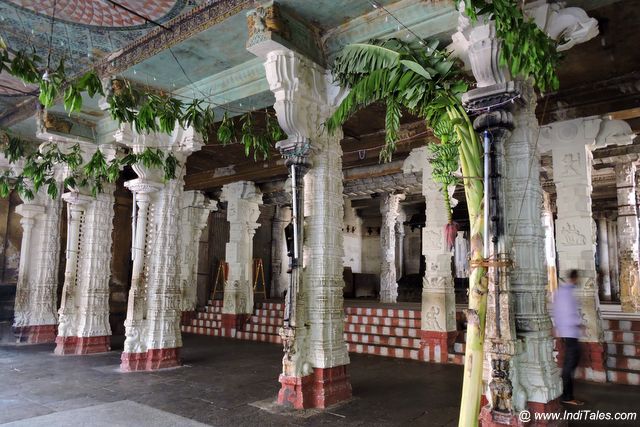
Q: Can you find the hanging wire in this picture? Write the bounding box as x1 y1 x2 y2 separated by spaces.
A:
368 1 428 46
45 0 58 70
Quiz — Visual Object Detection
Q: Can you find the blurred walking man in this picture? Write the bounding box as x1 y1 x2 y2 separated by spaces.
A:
553 269 585 406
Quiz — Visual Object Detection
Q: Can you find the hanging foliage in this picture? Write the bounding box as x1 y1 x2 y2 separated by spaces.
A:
0 40 285 199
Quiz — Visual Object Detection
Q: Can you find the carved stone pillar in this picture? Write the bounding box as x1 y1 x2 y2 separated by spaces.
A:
54 142 118 355
251 37 351 407
542 191 558 294
596 215 612 301
271 205 291 298
13 187 62 343
395 207 405 279
540 117 634 382
117 125 202 371
615 162 640 312
179 191 216 325
403 147 456 363
607 218 620 300
220 181 262 335
379 192 405 303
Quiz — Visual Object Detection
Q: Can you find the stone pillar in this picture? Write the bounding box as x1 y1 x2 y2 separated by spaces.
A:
13 187 62 343
395 207 405 279
403 147 456 363
596 215 612 301
271 205 291 298
54 142 118 355
250 32 351 406
220 181 262 335
379 192 405 303
615 162 640 312
542 191 558 294
117 125 202 371
179 191 216 325
607 218 620 300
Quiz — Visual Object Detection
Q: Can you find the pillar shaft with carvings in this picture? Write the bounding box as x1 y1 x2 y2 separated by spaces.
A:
13 188 62 344
615 162 640 312
179 191 216 324
542 191 558 294
607 218 620 300
271 205 291 298
118 125 202 371
251 34 351 407
596 215 612 301
379 192 404 303
220 181 262 334
403 147 456 363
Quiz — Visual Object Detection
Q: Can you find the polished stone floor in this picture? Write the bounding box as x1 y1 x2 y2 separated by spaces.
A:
0 332 637 426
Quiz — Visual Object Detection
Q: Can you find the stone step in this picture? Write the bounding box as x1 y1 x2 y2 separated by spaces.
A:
605 342 640 357
181 325 222 337
606 355 640 371
344 332 421 349
248 315 283 327
453 342 465 354
606 369 640 385
604 330 640 344
344 306 421 319
255 302 284 310
203 306 223 313
345 314 420 328
195 312 222 321
255 309 284 318
235 331 282 344
243 323 279 335
190 319 220 329
603 319 640 332
347 342 420 361
206 299 224 307
344 323 419 338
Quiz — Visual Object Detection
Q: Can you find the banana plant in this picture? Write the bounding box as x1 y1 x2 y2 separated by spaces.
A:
327 38 487 426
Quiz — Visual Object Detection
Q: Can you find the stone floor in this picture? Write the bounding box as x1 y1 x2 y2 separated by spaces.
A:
0 332 638 426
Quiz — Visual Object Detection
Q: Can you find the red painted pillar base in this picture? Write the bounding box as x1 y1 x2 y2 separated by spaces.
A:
180 310 197 326
13 325 57 344
120 347 181 371
555 339 606 382
54 335 111 355
479 399 566 427
220 313 249 337
277 365 352 409
419 330 458 363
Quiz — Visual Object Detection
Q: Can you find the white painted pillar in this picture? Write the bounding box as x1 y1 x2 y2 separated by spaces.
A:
117 125 202 371
597 215 612 301
379 192 404 303
178 191 216 321
220 181 262 334
542 191 558 294
615 162 640 312
403 147 456 363
271 205 291 298
607 218 620 300
13 186 62 344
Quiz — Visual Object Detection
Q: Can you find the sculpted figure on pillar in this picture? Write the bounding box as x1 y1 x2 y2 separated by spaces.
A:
116 124 203 371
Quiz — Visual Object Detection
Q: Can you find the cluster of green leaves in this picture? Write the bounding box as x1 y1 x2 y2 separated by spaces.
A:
216 111 285 160
0 130 180 200
463 0 561 92
329 38 469 161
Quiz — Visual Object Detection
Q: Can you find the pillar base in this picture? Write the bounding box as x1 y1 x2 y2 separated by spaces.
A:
419 330 457 363
13 325 57 344
120 348 181 372
277 365 352 409
180 310 197 325
480 399 565 427
221 313 249 337
54 335 111 355
556 339 606 382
